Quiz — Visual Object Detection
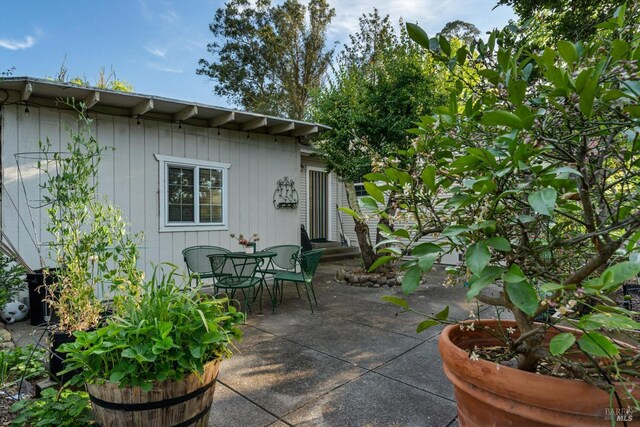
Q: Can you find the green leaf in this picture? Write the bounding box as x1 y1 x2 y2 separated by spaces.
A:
481 110 523 129
368 256 394 272
505 281 539 316
391 228 410 239
487 236 511 252
550 333 576 356
363 182 385 204
359 196 378 211
528 188 557 216
579 313 640 331
557 41 578 65
600 261 640 289
466 241 491 276
109 370 127 382
438 35 451 56
579 77 598 118
435 306 449 321
508 80 527 105
421 165 437 193
442 225 469 237
381 295 409 309
467 266 504 300
539 282 568 292
502 264 526 283
416 320 439 333
401 267 422 295
412 242 443 256
578 332 619 358
611 39 629 61
418 254 438 272
547 167 582 176
406 23 430 50
339 207 361 220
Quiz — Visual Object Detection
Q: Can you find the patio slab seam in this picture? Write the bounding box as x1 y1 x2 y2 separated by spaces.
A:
224 328 459 425
216 379 296 427
248 321 425 371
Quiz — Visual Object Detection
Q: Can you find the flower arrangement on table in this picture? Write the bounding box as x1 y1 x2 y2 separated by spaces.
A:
230 233 260 253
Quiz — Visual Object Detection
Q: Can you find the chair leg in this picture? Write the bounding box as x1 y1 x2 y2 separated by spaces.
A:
257 284 263 314
279 281 285 304
309 281 318 306
303 283 314 313
240 288 251 316
271 280 279 314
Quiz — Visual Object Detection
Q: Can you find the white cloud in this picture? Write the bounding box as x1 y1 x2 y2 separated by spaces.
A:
147 62 183 74
0 35 36 51
145 46 167 58
327 0 515 45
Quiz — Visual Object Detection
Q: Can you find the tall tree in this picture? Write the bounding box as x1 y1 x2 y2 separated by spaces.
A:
439 20 480 43
197 0 335 120
497 0 625 44
311 10 448 269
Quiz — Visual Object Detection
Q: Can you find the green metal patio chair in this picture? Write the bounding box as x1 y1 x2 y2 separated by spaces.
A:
261 245 301 274
208 253 264 318
182 245 230 286
273 248 324 313
261 245 301 309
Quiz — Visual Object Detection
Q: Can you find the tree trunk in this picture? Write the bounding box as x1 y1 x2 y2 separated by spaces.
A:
376 193 396 245
344 182 378 270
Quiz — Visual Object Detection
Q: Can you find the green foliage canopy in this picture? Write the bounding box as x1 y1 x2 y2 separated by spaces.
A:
198 0 335 120
311 10 449 183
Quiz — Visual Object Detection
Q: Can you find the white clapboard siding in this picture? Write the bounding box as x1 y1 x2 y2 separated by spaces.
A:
2 105 301 280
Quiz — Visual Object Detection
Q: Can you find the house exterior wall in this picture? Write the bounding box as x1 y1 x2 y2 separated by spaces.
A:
2 104 301 277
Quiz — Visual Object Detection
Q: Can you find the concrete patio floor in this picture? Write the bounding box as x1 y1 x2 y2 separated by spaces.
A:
4 259 502 426
207 259 498 427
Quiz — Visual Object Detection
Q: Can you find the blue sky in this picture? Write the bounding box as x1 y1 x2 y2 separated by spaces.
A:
1 0 515 109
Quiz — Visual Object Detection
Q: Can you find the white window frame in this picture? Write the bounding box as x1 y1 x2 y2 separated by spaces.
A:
354 182 368 198
155 154 231 232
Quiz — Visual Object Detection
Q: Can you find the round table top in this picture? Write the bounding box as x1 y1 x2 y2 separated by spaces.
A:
225 251 276 259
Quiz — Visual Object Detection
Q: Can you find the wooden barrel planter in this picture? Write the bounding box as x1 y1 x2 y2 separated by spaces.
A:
86 359 220 427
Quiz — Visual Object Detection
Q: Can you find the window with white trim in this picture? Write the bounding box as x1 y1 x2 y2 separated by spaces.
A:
156 155 230 231
354 183 367 198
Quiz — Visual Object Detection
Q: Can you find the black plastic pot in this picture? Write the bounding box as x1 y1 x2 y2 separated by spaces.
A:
25 268 58 326
46 330 77 383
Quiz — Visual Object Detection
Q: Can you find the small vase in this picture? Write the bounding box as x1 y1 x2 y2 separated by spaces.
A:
244 245 254 254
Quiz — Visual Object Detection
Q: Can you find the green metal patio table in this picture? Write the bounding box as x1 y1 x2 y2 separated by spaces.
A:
208 251 276 316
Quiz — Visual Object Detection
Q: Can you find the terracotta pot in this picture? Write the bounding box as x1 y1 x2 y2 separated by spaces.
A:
439 319 639 426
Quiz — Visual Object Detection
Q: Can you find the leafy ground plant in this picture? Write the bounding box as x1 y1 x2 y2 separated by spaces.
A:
0 345 47 386
364 2 640 413
0 254 26 310
10 388 94 427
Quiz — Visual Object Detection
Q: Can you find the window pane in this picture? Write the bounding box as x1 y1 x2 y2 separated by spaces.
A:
212 206 222 223
198 167 223 224
168 166 194 222
200 205 211 222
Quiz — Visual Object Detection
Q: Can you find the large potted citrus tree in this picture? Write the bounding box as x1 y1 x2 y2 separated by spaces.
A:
360 4 640 425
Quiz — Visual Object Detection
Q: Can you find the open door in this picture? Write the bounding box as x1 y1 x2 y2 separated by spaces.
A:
307 169 328 240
